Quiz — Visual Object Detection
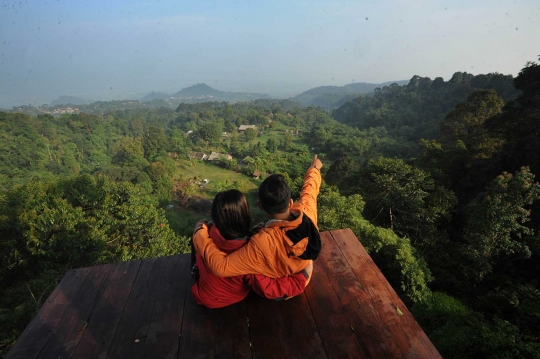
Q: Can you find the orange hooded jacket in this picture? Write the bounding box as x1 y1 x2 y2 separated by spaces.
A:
193 166 321 278
191 225 309 308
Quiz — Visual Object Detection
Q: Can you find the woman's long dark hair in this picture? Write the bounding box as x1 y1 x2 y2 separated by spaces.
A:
211 189 251 240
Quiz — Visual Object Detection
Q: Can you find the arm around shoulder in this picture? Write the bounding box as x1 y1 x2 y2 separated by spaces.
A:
194 227 267 277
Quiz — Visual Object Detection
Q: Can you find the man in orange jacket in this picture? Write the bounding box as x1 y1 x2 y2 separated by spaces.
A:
193 155 323 280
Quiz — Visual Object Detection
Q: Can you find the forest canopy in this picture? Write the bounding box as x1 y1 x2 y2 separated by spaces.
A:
2 60 540 358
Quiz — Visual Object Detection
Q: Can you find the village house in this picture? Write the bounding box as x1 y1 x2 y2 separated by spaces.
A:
208 152 233 162
252 170 270 180
240 156 253 165
187 151 208 161
238 125 257 132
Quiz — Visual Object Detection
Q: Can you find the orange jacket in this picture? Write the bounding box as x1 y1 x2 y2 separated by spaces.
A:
193 166 321 278
191 226 309 308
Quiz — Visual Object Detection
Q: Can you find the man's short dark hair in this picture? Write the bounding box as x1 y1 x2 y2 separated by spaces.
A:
258 174 291 214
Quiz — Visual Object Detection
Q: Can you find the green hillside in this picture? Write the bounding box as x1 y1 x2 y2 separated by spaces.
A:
2 61 540 357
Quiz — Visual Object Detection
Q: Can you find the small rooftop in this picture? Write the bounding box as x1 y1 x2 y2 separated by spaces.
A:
238 125 257 131
5 229 441 359
207 152 232 162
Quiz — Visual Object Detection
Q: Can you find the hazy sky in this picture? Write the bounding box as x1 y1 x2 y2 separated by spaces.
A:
1 0 539 107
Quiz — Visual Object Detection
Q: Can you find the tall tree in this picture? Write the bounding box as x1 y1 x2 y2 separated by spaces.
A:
463 167 540 282
440 90 504 160
360 157 455 249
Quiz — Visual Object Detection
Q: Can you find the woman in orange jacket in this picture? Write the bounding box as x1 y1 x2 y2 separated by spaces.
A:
191 190 312 308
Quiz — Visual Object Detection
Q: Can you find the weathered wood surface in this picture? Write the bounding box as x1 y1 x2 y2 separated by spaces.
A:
6 229 442 359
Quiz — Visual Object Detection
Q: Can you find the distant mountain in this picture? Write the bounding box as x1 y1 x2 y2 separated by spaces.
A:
172 83 223 98
170 83 270 103
50 96 92 107
291 81 409 109
140 92 170 101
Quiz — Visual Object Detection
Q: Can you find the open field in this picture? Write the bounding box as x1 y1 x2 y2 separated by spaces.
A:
169 159 268 231
174 158 259 199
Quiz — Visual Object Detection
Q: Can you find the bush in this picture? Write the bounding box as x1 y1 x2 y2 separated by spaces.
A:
412 292 540 358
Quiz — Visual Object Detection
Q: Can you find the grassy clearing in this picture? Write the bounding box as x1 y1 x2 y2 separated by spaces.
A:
175 158 260 200
168 159 268 235
165 207 208 238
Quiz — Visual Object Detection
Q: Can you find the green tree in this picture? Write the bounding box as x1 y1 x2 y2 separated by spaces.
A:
62 142 81 174
325 154 358 188
0 174 190 355
244 127 257 141
440 90 504 160
411 292 540 358
198 121 223 142
143 126 168 159
317 186 432 302
266 138 278 153
168 128 187 155
463 167 540 282
146 162 172 205
486 58 540 176
360 157 455 249
112 136 149 169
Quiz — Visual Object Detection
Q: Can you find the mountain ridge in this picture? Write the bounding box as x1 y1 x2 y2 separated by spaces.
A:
50 96 93 107
291 80 409 109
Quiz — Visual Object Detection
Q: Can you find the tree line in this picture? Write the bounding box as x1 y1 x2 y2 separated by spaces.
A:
1 60 540 357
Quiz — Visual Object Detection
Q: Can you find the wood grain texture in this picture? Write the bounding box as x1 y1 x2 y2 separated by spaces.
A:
142 254 190 359
247 292 327 359
37 263 114 359
179 277 250 359
107 257 163 359
330 228 442 359
5 268 84 359
318 231 400 358
8 233 442 359
70 260 141 359
304 245 367 359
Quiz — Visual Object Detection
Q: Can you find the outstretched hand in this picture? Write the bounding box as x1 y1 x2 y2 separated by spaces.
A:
311 154 323 171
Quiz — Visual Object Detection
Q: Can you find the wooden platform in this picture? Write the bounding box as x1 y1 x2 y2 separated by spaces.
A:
5 229 441 359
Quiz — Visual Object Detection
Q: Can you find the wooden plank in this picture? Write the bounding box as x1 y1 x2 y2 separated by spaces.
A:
304 256 367 359
107 257 164 359
211 302 250 359
318 231 400 358
178 279 216 358
5 268 84 359
70 260 141 359
178 276 251 358
141 254 190 359
330 229 442 359
37 263 115 359
247 292 327 359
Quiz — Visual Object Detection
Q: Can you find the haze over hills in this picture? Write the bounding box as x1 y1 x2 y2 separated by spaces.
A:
45 84 272 109
45 80 413 110
170 83 271 103
50 96 94 107
138 83 272 105
140 92 170 101
291 80 409 109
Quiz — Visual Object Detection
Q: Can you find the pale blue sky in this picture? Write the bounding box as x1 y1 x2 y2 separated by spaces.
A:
1 0 539 107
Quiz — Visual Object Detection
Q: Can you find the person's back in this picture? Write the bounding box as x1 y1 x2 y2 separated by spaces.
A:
192 225 251 308
191 190 310 308
193 156 323 279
